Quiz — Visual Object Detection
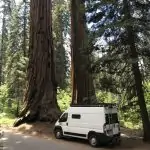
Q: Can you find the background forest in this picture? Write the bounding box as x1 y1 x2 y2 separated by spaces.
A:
0 0 150 141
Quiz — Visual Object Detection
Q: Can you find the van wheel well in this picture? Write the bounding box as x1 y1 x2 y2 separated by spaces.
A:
88 131 96 138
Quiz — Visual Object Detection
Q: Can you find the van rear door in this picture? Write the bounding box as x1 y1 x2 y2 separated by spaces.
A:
104 106 120 136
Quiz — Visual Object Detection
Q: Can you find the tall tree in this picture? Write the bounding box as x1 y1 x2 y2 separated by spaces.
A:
4 3 28 112
71 0 96 105
87 0 150 141
14 0 60 126
52 0 69 89
123 0 150 141
0 0 15 85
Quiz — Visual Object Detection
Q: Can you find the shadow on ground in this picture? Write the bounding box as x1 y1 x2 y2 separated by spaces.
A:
11 122 54 139
61 136 149 149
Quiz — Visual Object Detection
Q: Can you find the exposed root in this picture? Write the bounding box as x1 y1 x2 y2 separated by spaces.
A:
13 118 26 127
13 108 61 127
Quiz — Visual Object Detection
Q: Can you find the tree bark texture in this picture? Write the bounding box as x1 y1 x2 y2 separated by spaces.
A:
14 0 60 127
123 0 150 141
23 0 27 57
0 4 7 85
71 0 96 105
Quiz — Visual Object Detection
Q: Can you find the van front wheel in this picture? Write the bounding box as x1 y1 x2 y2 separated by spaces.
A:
54 129 63 139
88 134 98 147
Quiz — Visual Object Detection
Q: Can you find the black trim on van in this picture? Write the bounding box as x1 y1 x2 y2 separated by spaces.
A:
54 126 62 131
72 114 81 119
96 133 121 145
71 103 116 108
105 113 119 124
64 132 86 137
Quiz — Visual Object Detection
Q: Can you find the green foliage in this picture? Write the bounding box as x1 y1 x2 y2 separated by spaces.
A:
96 90 143 129
87 0 150 131
0 85 8 112
145 82 150 115
2 2 29 107
0 84 21 114
52 0 70 89
0 113 15 126
57 88 71 112
96 91 117 103
5 53 28 100
119 105 142 129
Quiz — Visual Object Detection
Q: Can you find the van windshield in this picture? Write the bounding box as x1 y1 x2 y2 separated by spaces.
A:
105 113 118 124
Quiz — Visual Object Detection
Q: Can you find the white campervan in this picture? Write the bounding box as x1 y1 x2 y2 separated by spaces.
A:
54 103 121 147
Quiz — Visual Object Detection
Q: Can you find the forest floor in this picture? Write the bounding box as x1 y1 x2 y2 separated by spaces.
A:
0 122 150 149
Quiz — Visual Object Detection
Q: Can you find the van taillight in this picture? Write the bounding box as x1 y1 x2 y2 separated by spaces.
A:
103 124 107 134
118 124 120 131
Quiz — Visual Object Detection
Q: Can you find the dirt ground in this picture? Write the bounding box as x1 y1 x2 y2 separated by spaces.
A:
1 122 150 149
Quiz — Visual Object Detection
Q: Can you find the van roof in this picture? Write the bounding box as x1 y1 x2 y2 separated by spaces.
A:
71 103 116 108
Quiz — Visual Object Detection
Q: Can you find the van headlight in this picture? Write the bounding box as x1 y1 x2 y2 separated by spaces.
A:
103 125 107 133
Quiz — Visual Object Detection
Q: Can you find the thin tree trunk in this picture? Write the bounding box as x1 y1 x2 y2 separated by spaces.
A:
124 0 150 141
71 0 96 105
23 0 27 57
14 0 60 127
0 5 6 85
128 26 150 141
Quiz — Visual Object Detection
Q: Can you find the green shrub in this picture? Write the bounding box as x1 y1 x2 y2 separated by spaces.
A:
145 82 150 114
0 113 15 126
0 84 20 117
0 85 8 113
57 88 71 112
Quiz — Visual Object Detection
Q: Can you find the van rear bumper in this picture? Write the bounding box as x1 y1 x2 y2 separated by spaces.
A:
97 133 121 145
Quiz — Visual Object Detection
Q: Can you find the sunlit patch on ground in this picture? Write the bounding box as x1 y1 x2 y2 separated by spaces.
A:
0 132 8 150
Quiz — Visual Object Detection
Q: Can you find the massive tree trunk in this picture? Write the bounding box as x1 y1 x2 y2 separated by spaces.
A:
124 0 150 141
71 0 96 105
14 0 60 127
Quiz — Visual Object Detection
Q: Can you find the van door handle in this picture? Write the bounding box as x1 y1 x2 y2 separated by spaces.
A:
66 123 68 126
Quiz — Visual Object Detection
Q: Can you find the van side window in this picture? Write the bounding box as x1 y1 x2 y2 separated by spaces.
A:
72 114 81 119
59 113 68 122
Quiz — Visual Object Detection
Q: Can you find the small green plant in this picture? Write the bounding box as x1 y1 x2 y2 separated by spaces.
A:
0 113 15 126
0 85 8 113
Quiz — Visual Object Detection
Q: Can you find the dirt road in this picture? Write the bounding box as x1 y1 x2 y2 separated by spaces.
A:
0 131 149 150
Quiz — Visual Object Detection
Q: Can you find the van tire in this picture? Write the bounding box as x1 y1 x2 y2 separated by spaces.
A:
54 129 63 139
88 133 98 147
116 137 121 145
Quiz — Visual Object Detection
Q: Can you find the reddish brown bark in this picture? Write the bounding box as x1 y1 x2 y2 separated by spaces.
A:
14 0 60 127
71 0 96 105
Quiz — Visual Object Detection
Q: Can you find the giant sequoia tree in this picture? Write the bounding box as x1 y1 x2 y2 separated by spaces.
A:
14 0 60 126
71 0 96 105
